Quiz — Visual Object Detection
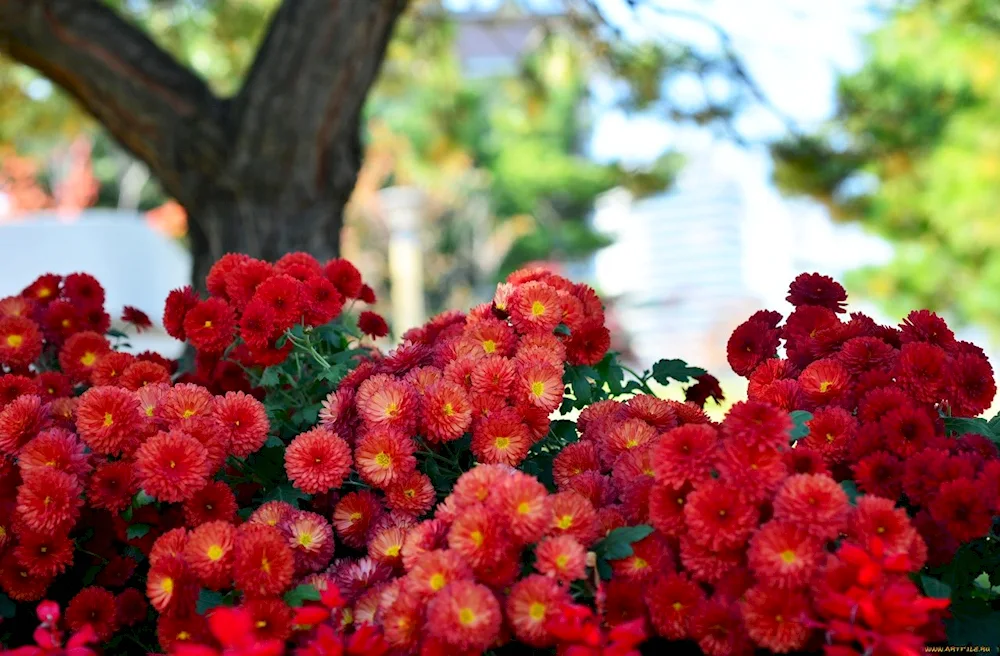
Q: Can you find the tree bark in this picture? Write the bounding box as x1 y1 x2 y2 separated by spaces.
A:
0 0 408 282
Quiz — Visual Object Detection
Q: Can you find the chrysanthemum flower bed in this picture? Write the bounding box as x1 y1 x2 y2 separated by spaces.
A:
0 258 997 655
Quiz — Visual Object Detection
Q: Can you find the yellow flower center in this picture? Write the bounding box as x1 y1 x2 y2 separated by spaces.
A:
183 409 196 419
775 614 784 623
255 620 267 629
386 544 401 557
429 573 446 591
556 515 573 530
145 406 154 417
625 439 639 449
384 401 399 418
876 526 886 534
632 557 648 569
349 512 362 522
203 320 213 328
162 577 174 595
177 631 191 641
298 533 313 548
37 288 52 299
482 339 497 354
470 530 484 547
517 501 532 515
260 556 271 573
103 412 114 427
169 460 176 469
780 550 797 564
81 352 97 367
458 608 476 626
556 554 569 568
530 381 545 398
494 437 510 450
404 488 416 498
375 452 392 468
61 319 71 328
819 380 833 393
529 602 546 621
207 545 224 561
531 301 546 317
5 334 22 348
672 602 684 612
442 403 454 417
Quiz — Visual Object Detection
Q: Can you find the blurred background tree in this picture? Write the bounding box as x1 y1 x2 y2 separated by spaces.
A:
0 0 768 294
772 0 1000 335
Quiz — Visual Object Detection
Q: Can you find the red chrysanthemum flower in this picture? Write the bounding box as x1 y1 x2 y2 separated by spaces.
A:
489 472 551 544
184 520 237 590
471 408 532 467
689 598 751 656
649 481 693 537
929 478 993 543
741 585 812 652
548 491 600 546
184 297 237 354
684 480 759 550
786 272 847 312
772 473 849 540
332 491 384 550
354 427 416 489
162 286 200 340
848 495 921 556
18 428 89 478
323 258 364 298
723 400 793 451
207 253 254 299
157 613 209 652
21 273 61 305
421 381 472 443
15 530 74 577
603 418 657 461
237 299 277 351
147 557 198 615
623 394 678 430
798 358 852 407
149 528 189 569
785 447 831 478
645 573 705 640
385 470 436 517
183 480 238 527
220 259 272 310
160 383 215 430
652 424 718 487
244 598 293 642
900 309 955 347
16 467 82 533
213 391 270 458
87 461 136 513
62 273 105 309
448 503 508 568
358 311 389 339
282 510 336 574
853 451 903 500
356 374 418 434
535 534 587 582
450 464 509 509
134 429 210 502
836 336 896 375
252 274 304 330
368 524 407 571
509 281 563 335
506 574 570 647
727 318 781 377
947 352 997 417
283 427 351 494
425 580 501 652
801 406 856 465
551 440 600 488
119 360 171 391
76 385 143 456
301 275 344 326
0 551 52 602
58 330 111 382
0 316 43 369
65 586 118 642
398 520 447 574
121 305 153 332
0 374 39 408
747 522 824 589
517 361 565 413
894 342 948 404
0 393 46 455
116 588 150 628
233 524 295 598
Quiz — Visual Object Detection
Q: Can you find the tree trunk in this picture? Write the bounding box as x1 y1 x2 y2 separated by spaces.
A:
0 0 408 283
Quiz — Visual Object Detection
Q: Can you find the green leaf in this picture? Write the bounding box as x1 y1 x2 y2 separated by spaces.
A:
840 480 860 504
264 435 283 448
283 584 321 607
259 367 280 388
554 323 571 336
789 410 813 441
133 490 155 507
920 575 951 599
549 420 578 447
595 525 654 561
596 558 613 581
946 600 1000 646
973 572 992 590
567 366 592 406
196 589 226 615
262 483 309 508
106 328 129 339
0 594 15 619
126 524 151 540
650 359 707 385
82 565 101 586
943 416 995 440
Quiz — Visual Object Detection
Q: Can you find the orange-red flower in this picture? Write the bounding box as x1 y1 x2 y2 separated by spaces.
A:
425 580 502 652
741 585 813 652
354 427 416 488
510 281 562 334
15 530 74 577
133 429 211 502
471 408 532 467
183 480 238 527
506 574 570 647
332 491 384 550
87 461 137 513
421 381 472 443
547 491 599 547
748 522 825 589
183 298 236 353
58 331 110 382
0 394 46 455
772 473 850 540
76 385 144 456
645 573 704 640
385 470 436 517
283 427 352 494
282 510 336 575
233 524 295 598
535 535 586 582
184 521 237 590
0 316 43 368
16 467 82 533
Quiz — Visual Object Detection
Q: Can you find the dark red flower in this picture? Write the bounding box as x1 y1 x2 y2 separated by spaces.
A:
358 311 389 339
121 306 153 332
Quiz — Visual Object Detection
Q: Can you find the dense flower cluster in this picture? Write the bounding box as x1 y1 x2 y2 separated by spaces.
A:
0 263 988 655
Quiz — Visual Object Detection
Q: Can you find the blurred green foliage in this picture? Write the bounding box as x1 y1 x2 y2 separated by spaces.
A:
772 0 1000 335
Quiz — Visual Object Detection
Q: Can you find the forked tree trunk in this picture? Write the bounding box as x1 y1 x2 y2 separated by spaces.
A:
0 0 408 283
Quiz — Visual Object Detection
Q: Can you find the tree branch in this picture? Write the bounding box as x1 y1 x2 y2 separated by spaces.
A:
227 0 409 198
0 0 228 204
